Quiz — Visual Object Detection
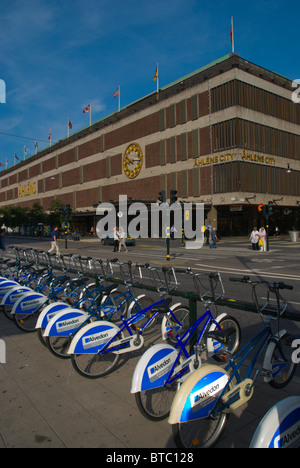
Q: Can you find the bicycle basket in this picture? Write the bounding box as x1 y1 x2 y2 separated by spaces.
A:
113 261 143 287
142 266 179 294
255 283 288 320
192 271 225 303
87 258 114 282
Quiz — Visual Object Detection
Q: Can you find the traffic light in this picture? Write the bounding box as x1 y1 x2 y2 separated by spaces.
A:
170 190 178 204
61 204 66 217
268 201 273 215
258 203 266 217
158 190 166 204
65 204 72 218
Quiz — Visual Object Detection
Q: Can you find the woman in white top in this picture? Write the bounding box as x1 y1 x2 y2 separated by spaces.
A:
249 227 259 250
118 226 128 253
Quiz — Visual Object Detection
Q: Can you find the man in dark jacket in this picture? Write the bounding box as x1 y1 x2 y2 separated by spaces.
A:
0 228 6 260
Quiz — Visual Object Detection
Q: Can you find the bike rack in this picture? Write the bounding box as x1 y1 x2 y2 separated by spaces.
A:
5 248 300 327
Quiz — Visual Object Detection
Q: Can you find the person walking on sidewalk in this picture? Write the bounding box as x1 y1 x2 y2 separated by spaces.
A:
113 226 119 252
0 228 7 261
118 226 128 253
48 226 60 255
210 227 217 249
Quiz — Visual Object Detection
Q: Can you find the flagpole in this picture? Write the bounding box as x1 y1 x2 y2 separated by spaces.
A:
90 105 91 126
118 86 120 112
231 16 235 54
157 62 159 93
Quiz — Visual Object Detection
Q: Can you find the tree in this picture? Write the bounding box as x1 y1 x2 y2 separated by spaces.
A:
0 206 29 230
28 203 47 225
47 199 63 227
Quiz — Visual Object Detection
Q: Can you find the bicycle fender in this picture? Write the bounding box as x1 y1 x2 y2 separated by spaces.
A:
161 303 182 340
67 321 120 355
250 396 300 448
43 308 89 337
0 280 20 298
1 286 32 306
207 313 228 357
35 302 71 330
263 329 287 383
168 364 230 425
11 291 48 315
0 277 12 283
131 343 178 393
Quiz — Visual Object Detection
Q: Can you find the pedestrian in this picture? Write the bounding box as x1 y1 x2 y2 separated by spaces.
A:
113 226 119 252
258 226 267 251
0 228 7 261
170 225 177 240
210 227 217 249
249 227 259 251
48 226 60 255
118 226 128 253
205 226 210 245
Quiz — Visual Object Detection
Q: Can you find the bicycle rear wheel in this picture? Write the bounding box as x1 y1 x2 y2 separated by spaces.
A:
172 412 229 448
135 382 178 421
71 331 124 378
45 335 73 359
14 312 39 333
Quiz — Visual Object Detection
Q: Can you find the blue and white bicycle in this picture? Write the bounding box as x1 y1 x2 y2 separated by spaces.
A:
131 268 241 420
169 277 297 448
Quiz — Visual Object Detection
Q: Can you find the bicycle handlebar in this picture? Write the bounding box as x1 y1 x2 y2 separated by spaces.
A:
229 276 293 291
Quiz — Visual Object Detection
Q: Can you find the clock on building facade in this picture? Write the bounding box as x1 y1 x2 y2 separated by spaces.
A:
123 143 143 179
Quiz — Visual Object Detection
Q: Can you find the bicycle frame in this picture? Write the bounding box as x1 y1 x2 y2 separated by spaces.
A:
164 308 224 385
67 296 168 356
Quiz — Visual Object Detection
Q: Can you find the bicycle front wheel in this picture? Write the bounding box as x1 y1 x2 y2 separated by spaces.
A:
268 334 296 389
165 305 190 345
71 331 124 378
129 295 155 330
212 315 241 362
172 412 229 448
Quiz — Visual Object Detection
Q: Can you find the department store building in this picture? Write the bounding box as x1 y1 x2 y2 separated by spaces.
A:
0 53 299 236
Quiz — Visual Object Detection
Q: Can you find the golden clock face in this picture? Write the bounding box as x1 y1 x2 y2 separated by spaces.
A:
123 143 143 179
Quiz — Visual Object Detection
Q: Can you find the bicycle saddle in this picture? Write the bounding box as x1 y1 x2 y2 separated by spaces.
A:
208 327 236 344
152 297 172 314
70 277 90 286
101 284 118 295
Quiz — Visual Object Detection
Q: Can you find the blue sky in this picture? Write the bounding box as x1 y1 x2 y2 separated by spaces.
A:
0 0 298 169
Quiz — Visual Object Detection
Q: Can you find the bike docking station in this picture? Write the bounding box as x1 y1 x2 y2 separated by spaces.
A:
2 246 300 449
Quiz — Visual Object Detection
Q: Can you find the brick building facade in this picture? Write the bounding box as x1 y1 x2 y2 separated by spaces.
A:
1 53 299 236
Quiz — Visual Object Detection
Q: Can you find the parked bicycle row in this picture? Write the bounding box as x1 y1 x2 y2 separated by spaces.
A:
0 246 299 448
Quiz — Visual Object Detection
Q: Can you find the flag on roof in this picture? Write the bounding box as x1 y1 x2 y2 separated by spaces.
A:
83 104 91 113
